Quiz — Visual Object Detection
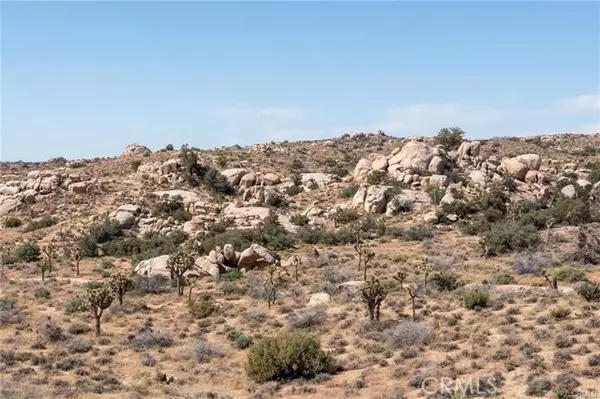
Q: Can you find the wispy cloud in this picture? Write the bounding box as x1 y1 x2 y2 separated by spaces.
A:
555 94 600 114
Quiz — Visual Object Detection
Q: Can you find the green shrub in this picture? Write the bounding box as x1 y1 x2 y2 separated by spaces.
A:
179 145 234 195
575 281 600 302
430 271 463 291
189 300 217 319
284 185 304 196
493 272 516 285
435 127 464 150
386 226 434 241
220 269 244 281
246 331 333 383
552 267 587 283
549 307 571 320
341 184 359 199
129 159 142 172
24 216 56 232
290 213 309 226
64 297 87 314
155 195 192 222
3 217 22 228
102 230 189 262
78 219 124 257
34 287 51 300
481 220 540 256
333 208 359 225
366 170 386 185
296 227 356 246
427 187 444 205
69 323 92 335
15 242 40 262
462 290 491 310
227 330 253 349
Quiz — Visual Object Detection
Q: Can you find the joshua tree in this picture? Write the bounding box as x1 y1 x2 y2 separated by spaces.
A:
360 277 386 321
86 285 114 335
184 270 207 302
42 244 55 274
108 272 134 306
406 284 421 321
541 269 558 291
362 247 375 281
393 270 408 290
167 251 196 297
68 245 83 276
290 255 301 282
416 259 433 286
37 260 50 282
354 242 374 276
263 262 289 310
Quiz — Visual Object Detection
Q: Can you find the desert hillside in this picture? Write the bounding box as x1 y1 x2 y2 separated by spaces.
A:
1 130 600 399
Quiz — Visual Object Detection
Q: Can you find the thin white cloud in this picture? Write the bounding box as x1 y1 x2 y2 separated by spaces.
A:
555 94 600 114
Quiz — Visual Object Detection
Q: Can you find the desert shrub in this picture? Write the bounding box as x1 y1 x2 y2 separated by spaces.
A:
493 272 516 285
78 220 124 257
481 220 540 256
129 159 142 172
289 306 327 329
69 323 92 335
15 242 40 262
155 195 192 222
435 127 464 150
67 339 93 354
0 298 23 326
550 197 594 226
588 354 600 367
575 227 600 265
133 275 171 294
266 194 288 208
429 271 463 291
526 377 552 397
41 320 70 342
388 196 413 214
290 213 309 226
553 373 580 398
245 308 268 324
195 338 224 363
55 357 84 371
246 331 333 383
296 227 356 246
227 330 253 349
341 184 359 198
386 226 434 241
103 230 189 262
427 187 444 205
384 321 434 349
34 287 51 299
3 217 22 228
549 307 571 320
24 216 56 232
284 185 304 196
553 266 587 283
366 170 386 185
189 300 217 319
333 208 360 225
576 281 600 302
514 252 548 275
462 290 491 310
220 269 244 281
127 326 174 351
140 352 156 367
64 297 87 314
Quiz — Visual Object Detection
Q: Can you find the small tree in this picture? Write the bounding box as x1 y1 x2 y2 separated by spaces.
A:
42 244 55 274
263 263 289 310
416 259 433 286
406 285 421 321
393 270 408 290
86 285 114 335
37 260 49 282
354 241 374 276
167 251 196 297
68 245 83 276
576 281 600 302
360 277 386 321
435 127 465 150
185 270 207 302
108 272 134 306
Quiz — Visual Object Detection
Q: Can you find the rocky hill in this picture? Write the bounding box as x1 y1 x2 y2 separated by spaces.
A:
1 131 599 399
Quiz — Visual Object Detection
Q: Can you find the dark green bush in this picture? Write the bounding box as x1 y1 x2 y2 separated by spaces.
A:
462 290 491 310
430 271 463 291
102 230 189 262
493 272 516 285
24 216 56 232
552 267 587 283
78 220 124 257
296 227 356 246
155 195 191 222
333 208 360 225
481 220 540 256
15 242 40 262
246 331 333 382
64 297 87 315
3 217 22 228
366 170 386 185
290 213 310 226
227 330 253 349
189 300 217 319
386 226 434 241
179 145 234 195
69 323 92 335
434 127 464 150
34 287 51 300
341 184 359 199
284 185 304 197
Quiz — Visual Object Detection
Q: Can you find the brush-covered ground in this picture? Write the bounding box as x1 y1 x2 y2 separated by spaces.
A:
1 132 600 399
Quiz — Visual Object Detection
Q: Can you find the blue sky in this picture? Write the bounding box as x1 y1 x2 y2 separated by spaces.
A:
2 1 599 161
